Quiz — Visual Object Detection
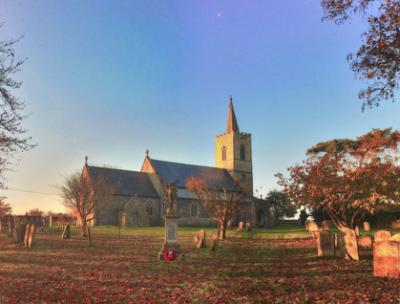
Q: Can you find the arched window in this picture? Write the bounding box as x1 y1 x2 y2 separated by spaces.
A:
222 146 227 161
240 144 246 160
190 202 198 217
146 203 153 216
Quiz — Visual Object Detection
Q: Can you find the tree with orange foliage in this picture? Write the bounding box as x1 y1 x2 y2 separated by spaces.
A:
321 0 400 109
277 128 400 260
186 177 250 239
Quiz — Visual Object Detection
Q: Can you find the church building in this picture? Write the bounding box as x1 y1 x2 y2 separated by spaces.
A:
82 97 275 227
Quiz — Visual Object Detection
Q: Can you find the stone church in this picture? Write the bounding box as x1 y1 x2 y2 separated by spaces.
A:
82 98 275 227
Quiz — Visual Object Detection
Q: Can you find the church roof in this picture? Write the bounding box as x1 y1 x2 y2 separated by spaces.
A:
149 159 234 190
87 166 159 197
226 96 240 133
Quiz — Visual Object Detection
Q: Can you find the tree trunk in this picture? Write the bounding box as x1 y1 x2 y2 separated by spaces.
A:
81 222 88 237
87 226 93 246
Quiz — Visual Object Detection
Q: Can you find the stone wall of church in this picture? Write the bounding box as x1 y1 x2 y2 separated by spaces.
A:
176 198 217 226
95 195 162 227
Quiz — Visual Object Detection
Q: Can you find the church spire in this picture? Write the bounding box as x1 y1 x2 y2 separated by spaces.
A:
226 96 239 133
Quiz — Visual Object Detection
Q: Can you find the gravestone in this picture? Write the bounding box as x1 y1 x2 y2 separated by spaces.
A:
237 221 244 232
390 233 400 242
13 223 25 243
322 220 330 231
27 224 35 248
23 224 30 247
391 220 400 230
374 230 391 242
317 231 335 257
336 228 359 260
7 221 13 237
245 222 252 232
194 229 206 248
210 232 219 252
62 224 71 239
373 240 400 279
306 221 319 239
355 226 360 237
363 221 370 232
357 236 372 249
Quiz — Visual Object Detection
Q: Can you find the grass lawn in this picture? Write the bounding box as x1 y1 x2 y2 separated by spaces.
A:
0 225 399 303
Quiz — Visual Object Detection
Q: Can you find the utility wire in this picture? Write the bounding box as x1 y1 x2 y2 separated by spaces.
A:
3 188 59 196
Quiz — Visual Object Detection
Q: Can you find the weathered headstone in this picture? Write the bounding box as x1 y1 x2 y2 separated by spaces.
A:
7 221 13 237
357 236 372 249
374 230 391 242
336 228 359 260
373 240 400 279
13 223 25 243
61 223 71 239
317 231 335 257
193 229 206 248
355 226 360 237
363 221 370 232
245 222 252 232
322 220 330 231
237 221 244 232
27 224 35 248
23 224 30 247
210 232 219 252
306 221 319 239
390 233 400 242
391 220 400 230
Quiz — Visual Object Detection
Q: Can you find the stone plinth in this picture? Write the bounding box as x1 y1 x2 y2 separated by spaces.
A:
158 214 181 260
373 240 400 279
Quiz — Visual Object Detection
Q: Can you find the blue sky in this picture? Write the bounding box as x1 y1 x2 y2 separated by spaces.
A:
1 0 400 213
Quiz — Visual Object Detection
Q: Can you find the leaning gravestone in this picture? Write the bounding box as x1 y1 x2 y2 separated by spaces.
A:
317 231 335 257
357 236 372 249
194 229 206 248
373 240 400 279
322 220 330 231
336 228 359 260
23 224 30 247
363 221 370 232
237 221 244 233
374 230 391 242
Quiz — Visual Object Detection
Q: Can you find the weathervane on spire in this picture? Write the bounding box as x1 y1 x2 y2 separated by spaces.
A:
145 149 150 157
85 155 88 166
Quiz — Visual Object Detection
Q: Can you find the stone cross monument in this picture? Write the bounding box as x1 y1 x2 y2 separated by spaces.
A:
158 180 181 260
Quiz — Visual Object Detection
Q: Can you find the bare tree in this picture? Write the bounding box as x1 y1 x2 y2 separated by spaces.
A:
186 177 250 239
0 25 34 188
60 171 113 245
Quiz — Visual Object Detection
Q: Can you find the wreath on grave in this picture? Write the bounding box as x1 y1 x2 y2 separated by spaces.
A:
163 249 177 261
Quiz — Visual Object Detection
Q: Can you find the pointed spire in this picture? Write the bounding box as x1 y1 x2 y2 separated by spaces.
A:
226 96 240 133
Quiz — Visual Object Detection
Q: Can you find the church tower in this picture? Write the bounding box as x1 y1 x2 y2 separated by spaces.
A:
215 97 253 195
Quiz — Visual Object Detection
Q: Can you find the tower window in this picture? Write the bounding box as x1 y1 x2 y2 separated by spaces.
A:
222 146 227 161
240 144 246 160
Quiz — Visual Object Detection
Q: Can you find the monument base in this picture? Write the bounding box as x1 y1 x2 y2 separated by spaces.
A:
159 213 183 261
